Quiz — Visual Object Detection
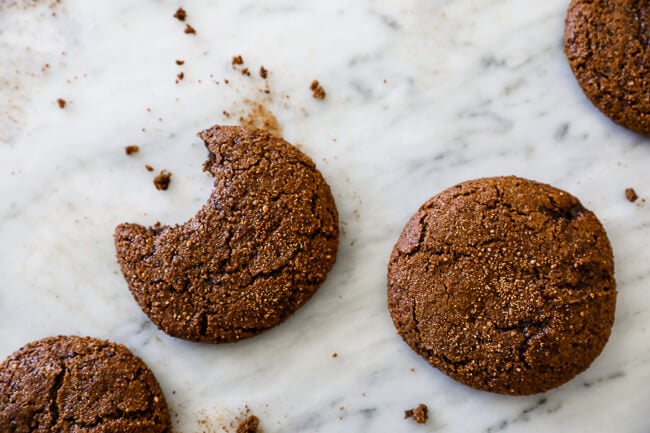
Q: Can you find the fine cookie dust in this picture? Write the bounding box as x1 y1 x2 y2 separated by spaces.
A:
114 125 339 343
388 176 617 395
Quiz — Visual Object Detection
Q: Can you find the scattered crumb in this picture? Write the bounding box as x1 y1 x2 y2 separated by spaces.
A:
153 170 172 191
223 110 231 118
145 164 154 172
236 415 260 433
310 80 326 100
332 353 338 358
241 67 251 76
626 188 639 203
232 55 244 66
240 101 281 136
259 66 268 79
176 59 185 65
184 24 196 34
177 72 184 80
404 404 428 425
57 98 66 109
124 145 140 155
173 7 186 21
224 79 230 84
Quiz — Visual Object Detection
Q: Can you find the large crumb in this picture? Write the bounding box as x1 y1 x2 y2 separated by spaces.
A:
626 188 639 203
184 24 196 34
124 145 139 155
57 98 66 109
259 66 268 79
404 404 428 424
173 7 186 21
232 55 244 66
236 415 260 433
153 170 172 191
310 80 326 100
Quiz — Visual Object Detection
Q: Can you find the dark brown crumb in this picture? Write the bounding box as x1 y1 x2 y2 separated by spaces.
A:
404 404 428 424
57 98 66 109
223 110 231 118
145 165 154 172
177 72 184 80
332 353 338 358
259 66 268 79
626 188 639 203
236 415 260 433
184 24 196 34
310 80 326 100
232 55 244 66
173 7 186 21
176 59 185 65
153 170 172 191
241 67 251 76
125 145 140 155
224 79 230 84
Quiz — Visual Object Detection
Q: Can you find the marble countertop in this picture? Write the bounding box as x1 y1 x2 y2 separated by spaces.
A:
2 1 650 432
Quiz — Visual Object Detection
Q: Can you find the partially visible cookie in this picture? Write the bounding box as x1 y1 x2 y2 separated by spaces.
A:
388 176 617 395
0 336 171 432
565 0 650 135
115 125 339 344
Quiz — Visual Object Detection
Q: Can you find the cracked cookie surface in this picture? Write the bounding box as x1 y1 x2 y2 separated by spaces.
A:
565 0 650 135
387 176 616 395
0 336 170 432
115 126 339 343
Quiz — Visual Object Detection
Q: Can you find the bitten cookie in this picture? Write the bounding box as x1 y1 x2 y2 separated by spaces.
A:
565 0 650 135
115 125 339 343
0 336 171 432
387 176 617 395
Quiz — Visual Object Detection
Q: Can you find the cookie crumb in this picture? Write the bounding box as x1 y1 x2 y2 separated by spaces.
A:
310 80 326 100
332 352 338 358
625 188 639 203
404 404 428 424
125 145 140 155
259 66 268 79
145 165 154 172
173 7 186 21
153 170 172 191
184 24 196 34
57 98 66 109
236 415 260 433
176 59 185 65
177 72 184 80
232 55 244 66
241 67 251 76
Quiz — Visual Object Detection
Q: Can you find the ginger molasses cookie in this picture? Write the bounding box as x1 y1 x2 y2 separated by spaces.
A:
0 336 171 432
387 176 617 395
565 0 650 135
115 126 339 344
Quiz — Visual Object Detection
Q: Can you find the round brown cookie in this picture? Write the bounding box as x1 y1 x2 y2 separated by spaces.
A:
387 176 617 395
565 0 650 135
115 125 339 344
0 336 171 432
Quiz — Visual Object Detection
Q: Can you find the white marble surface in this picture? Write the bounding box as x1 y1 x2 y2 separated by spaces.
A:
2 0 650 432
